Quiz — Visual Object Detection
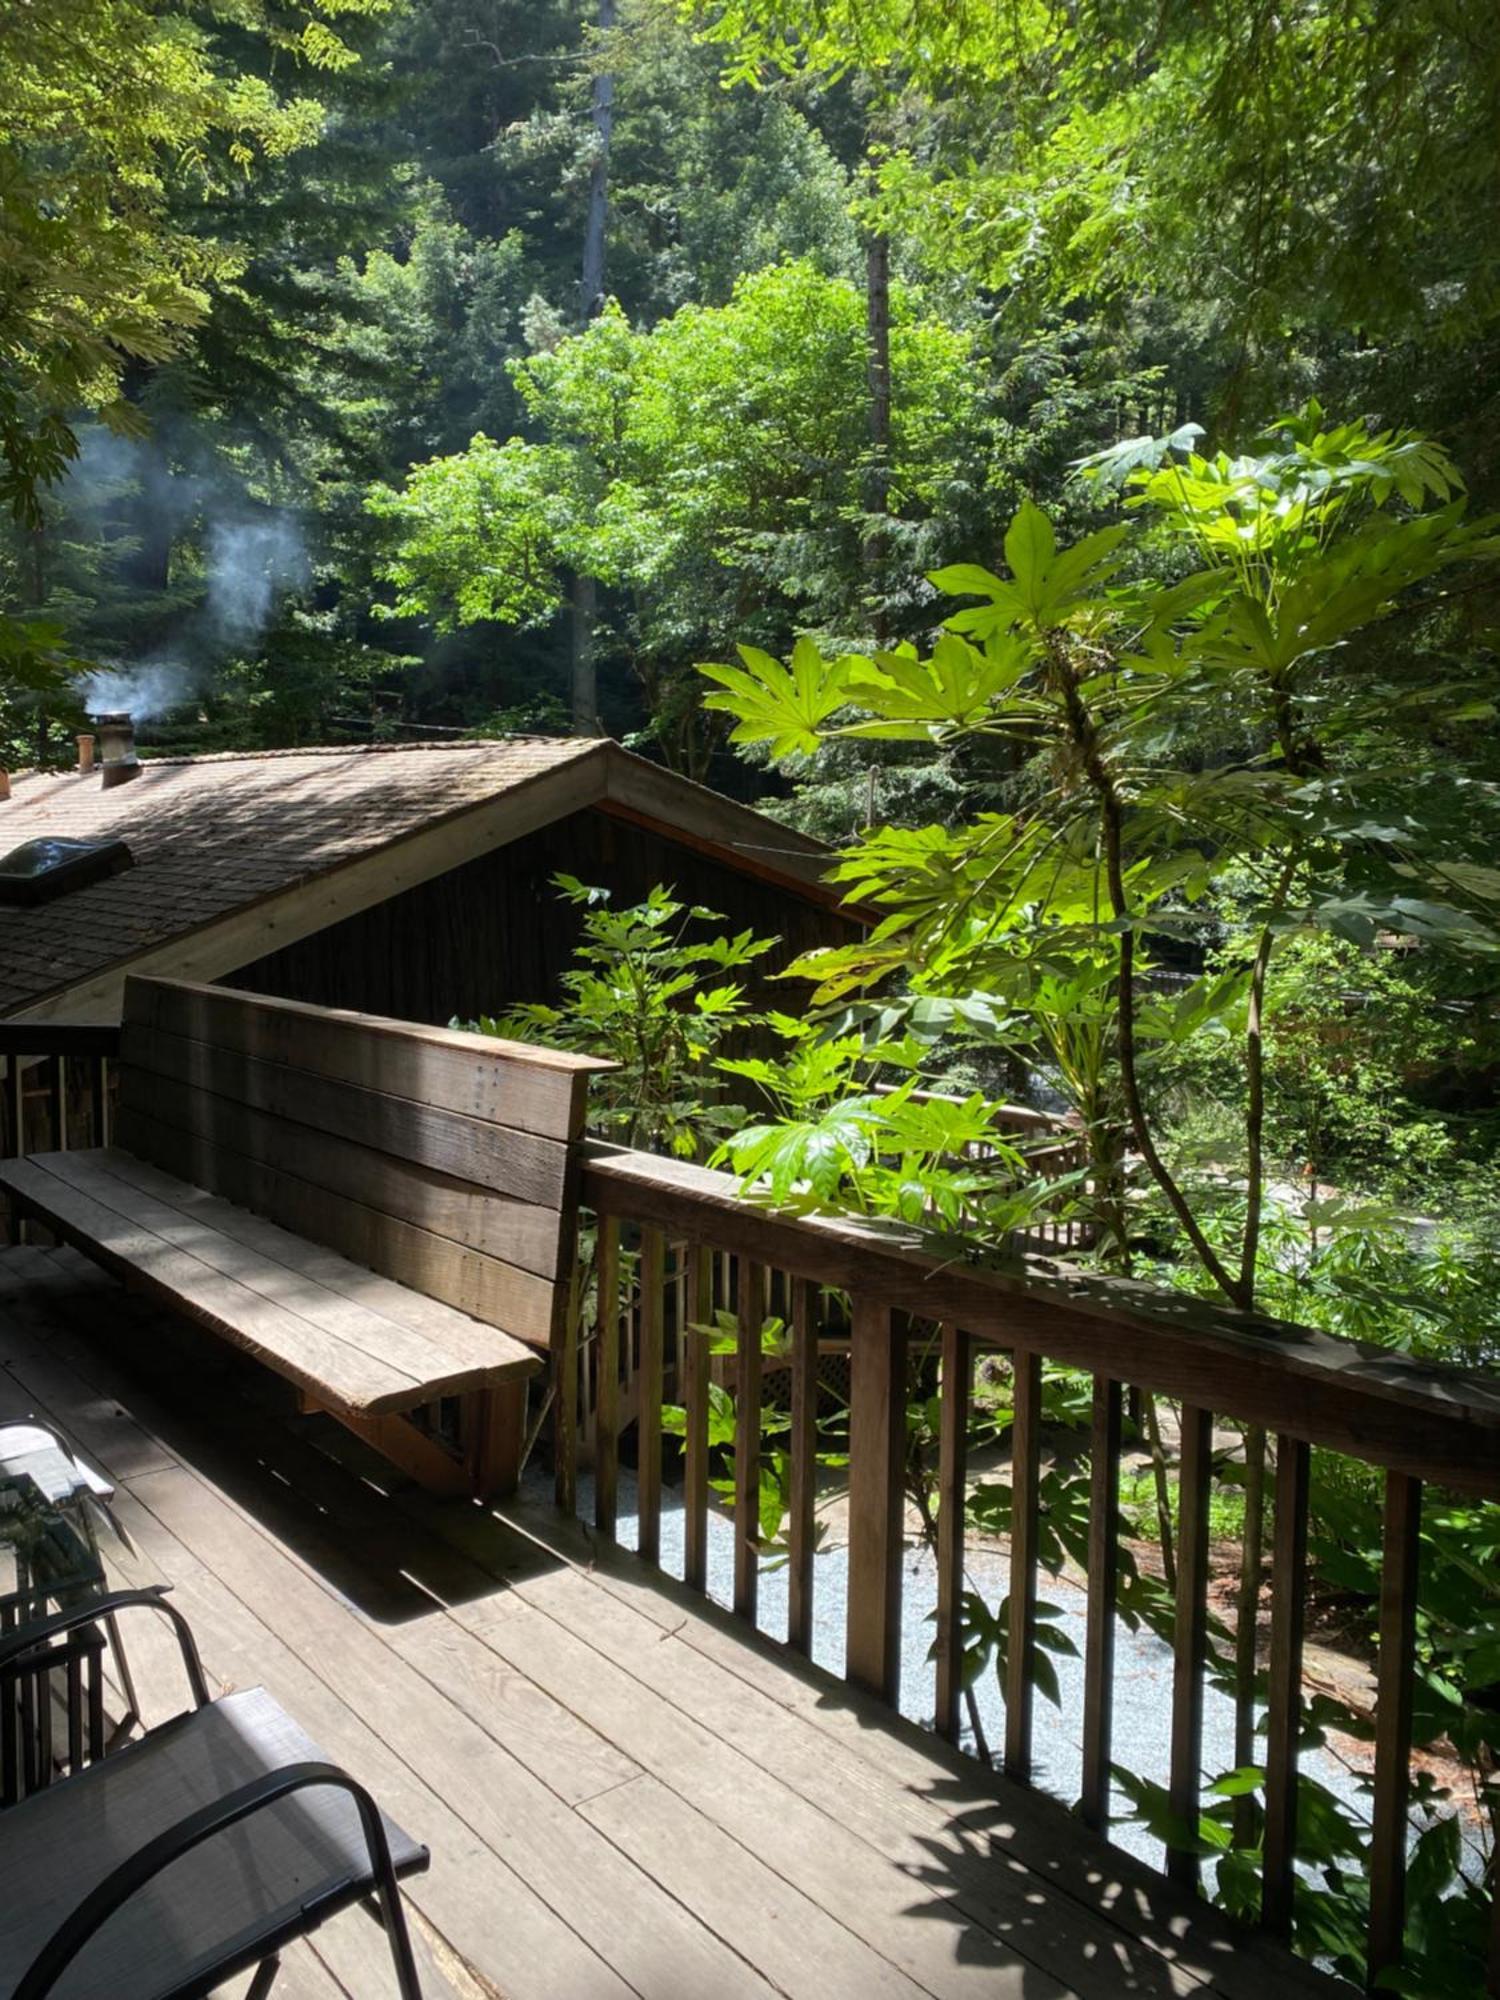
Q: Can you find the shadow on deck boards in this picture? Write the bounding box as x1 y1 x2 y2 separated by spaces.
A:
0 1245 1347 2000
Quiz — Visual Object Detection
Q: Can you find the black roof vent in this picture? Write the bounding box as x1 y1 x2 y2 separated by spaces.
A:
0 837 134 907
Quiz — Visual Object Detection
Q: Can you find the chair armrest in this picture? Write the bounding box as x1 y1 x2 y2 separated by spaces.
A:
14 1759 407 2000
0 1585 210 1708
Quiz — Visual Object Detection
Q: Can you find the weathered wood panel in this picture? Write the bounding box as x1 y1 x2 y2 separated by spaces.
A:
115 1059 568 1279
226 806 856 1033
116 1105 562 1347
121 1021 572 1209
126 976 602 1141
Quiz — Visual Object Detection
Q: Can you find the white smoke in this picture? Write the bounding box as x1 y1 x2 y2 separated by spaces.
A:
68 429 308 722
203 516 308 653
78 661 196 722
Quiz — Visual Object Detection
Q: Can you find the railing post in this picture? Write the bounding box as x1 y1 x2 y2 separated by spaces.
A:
1080 1374 1122 1830
1168 1404 1213 1890
787 1275 819 1655
1368 1471 1422 1989
1003 1350 1042 1783
594 1214 620 1538
682 1244 712 1592
554 1251 579 1516
934 1324 971 1741
733 1257 765 1623
636 1226 665 1563
845 1297 907 1704
1262 1434 1310 1937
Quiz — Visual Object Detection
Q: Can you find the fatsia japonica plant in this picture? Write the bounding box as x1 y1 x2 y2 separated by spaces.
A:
461 875 774 1157
702 405 1500 1312
701 408 1500 1983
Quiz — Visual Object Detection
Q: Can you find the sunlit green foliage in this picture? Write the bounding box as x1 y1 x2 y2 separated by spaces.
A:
461 875 774 1155
368 260 995 769
684 0 1500 418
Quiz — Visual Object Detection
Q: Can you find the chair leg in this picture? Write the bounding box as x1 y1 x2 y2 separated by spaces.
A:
376 1881 424 2000
78 1508 140 1739
245 1955 281 2000
463 1382 527 1500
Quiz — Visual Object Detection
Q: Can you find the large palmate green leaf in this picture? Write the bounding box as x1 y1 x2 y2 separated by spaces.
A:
935 510 1128 635
841 630 1038 738
700 636 862 755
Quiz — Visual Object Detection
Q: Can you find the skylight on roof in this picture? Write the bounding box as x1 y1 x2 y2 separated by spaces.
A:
0 837 134 907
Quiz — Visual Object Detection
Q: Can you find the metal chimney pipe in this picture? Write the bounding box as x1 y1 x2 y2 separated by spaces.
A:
77 733 96 776
96 713 140 789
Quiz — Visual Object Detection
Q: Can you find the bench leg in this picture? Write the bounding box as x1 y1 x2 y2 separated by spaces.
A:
464 1383 528 1501
332 1410 472 1500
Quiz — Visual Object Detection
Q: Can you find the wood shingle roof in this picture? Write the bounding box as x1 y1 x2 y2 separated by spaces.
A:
0 737 831 1023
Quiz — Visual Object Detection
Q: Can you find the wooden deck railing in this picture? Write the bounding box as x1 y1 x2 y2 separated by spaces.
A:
6 1015 1498 1988
0 1024 118 1173
570 1139 1500 1995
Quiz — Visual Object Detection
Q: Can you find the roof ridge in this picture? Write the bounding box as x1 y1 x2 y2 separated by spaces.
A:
122 734 583 768
1 736 590 786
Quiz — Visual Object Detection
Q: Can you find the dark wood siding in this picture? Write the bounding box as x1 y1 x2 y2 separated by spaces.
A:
225 806 851 1027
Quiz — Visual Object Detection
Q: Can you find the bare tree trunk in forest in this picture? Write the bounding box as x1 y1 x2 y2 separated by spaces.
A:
571 572 600 735
571 0 615 736
863 226 892 637
578 0 615 324
28 525 49 765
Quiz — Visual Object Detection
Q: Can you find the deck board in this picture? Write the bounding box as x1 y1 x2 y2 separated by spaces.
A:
0 1247 1347 2000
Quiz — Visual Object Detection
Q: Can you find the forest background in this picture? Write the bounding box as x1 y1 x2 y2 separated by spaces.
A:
10 0 1495 792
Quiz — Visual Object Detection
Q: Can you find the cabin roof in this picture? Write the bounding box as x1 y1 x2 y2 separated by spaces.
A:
0 737 835 1024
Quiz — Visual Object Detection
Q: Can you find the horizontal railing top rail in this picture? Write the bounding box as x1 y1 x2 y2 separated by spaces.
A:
0 1022 122 1058
580 1140 1500 1498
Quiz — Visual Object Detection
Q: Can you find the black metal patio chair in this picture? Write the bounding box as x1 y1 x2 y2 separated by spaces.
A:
0 1587 427 1999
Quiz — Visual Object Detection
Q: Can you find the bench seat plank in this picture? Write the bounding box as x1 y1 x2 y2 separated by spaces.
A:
0 1151 540 1420
100 1149 545 1364
37 1150 533 1388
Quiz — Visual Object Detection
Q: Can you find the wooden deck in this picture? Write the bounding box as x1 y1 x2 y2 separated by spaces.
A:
0 1245 1342 2000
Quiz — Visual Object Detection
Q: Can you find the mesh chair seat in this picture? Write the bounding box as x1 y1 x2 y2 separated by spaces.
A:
0 1686 427 1999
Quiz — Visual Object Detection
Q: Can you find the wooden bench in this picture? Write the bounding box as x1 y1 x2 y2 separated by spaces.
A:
0 976 611 1499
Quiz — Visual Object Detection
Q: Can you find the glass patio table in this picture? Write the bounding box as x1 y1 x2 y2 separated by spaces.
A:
0 1467 110 1805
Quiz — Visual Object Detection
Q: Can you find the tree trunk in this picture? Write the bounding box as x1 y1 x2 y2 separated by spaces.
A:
571 0 615 735
863 226 892 634
578 0 616 325
571 571 600 736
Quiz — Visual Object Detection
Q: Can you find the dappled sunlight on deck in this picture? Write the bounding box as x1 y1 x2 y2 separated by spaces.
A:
0 1245 1342 2000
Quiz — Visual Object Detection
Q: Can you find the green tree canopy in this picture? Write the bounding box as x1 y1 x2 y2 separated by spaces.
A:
683 0 1500 426
367 258 995 767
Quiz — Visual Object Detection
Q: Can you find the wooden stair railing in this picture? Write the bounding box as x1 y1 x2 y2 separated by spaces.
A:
572 1139 1500 1998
